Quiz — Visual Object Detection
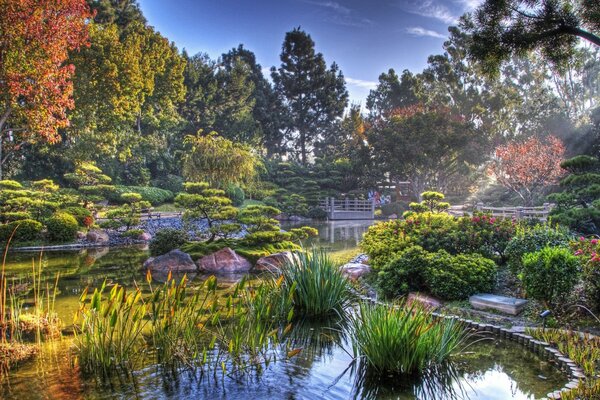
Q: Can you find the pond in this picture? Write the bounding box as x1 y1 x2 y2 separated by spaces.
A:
1 220 569 399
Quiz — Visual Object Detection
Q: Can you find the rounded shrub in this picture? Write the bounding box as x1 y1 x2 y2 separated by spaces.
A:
505 224 572 274
307 207 327 220
46 212 79 243
521 246 580 306
149 228 189 256
376 246 430 299
60 206 93 227
0 211 32 223
225 184 245 207
0 219 43 243
0 180 23 190
427 252 497 301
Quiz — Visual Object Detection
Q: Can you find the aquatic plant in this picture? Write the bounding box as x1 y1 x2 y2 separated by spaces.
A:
282 249 353 318
350 302 468 375
74 281 148 374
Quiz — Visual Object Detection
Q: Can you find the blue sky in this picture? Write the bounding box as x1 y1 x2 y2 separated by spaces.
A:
138 0 481 105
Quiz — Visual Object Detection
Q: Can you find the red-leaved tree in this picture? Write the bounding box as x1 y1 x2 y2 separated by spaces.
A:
0 0 92 178
489 135 565 206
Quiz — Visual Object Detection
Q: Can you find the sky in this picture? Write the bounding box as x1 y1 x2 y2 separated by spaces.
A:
138 0 482 105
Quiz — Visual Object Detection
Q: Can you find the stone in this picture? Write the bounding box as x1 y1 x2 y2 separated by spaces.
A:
197 247 252 274
143 249 197 273
255 252 294 273
76 231 86 240
339 262 371 280
138 232 152 241
407 292 442 310
86 229 109 244
469 293 528 315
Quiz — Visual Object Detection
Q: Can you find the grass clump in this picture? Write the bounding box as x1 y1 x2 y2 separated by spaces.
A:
350 302 468 375
282 249 353 318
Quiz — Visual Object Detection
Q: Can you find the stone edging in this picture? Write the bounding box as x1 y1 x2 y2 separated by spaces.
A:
352 288 583 400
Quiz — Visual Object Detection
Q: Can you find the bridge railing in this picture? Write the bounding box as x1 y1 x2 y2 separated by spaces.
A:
448 203 553 221
319 198 375 220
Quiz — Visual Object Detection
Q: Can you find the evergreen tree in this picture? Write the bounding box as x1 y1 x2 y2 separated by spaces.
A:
271 28 348 165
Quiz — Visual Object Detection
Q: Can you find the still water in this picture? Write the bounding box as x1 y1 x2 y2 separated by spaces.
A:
1 220 568 399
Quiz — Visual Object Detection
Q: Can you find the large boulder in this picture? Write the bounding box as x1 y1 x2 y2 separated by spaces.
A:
196 247 252 274
407 292 442 310
86 229 109 244
138 232 152 241
143 249 197 273
254 251 294 273
339 262 371 281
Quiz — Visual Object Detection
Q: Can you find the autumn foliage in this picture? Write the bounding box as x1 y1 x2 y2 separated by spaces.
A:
0 0 92 142
489 135 565 206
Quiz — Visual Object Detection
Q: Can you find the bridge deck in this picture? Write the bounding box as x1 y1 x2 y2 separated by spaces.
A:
319 198 375 220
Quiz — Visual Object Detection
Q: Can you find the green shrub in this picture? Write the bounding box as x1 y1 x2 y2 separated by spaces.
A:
505 224 572 274
427 252 497 300
379 201 409 217
307 207 327 220
376 246 496 301
151 174 184 194
149 229 189 256
361 219 413 270
0 180 23 190
60 206 93 227
0 211 32 223
0 219 43 243
350 301 467 374
121 229 144 239
376 246 431 299
225 184 245 207
107 186 174 205
46 212 79 243
521 247 580 306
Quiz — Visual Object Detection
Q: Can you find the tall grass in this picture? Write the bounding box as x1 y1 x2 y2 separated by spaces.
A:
350 302 468 375
282 249 353 318
74 281 148 374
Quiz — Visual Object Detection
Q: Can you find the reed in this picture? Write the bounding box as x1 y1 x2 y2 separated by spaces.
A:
350 302 468 375
282 249 353 318
74 281 148 374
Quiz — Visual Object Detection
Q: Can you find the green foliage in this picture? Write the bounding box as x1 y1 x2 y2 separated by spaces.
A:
376 246 497 301
350 301 467 374
0 211 32 223
176 182 239 241
225 184 245 207
151 174 184 194
307 207 327 220
0 180 23 190
361 219 412 270
280 194 309 216
64 162 115 205
409 191 450 213
571 237 600 311
149 228 189 256
505 224 573 274
379 201 409 217
0 219 43 243
549 155 600 234
60 206 93 227
101 193 151 232
46 212 79 243
106 186 174 205
282 249 352 318
521 247 580 306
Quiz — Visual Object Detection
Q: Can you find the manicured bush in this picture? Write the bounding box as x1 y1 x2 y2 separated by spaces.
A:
151 174 184 194
376 246 497 301
361 219 413 270
572 237 600 311
0 211 32 223
0 219 43 243
107 186 174 205
379 201 409 217
46 212 79 243
149 229 189 256
0 180 23 190
505 224 572 274
121 229 145 239
60 206 93 227
427 252 497 300
521 246 580 306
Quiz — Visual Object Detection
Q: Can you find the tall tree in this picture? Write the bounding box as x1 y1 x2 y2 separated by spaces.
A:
0 0 91 179
271 28 348 165
87 0 146 29
366 69 422 118
465 0 600 77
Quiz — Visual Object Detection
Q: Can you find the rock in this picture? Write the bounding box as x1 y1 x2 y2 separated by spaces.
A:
339 262 371 281
407 292 442 310
196 247 252 274
86 229 109 244
143 249 197 273
76 231 87 240
138 232 152 241
388 214 398 219
350 253 369 264
255 251 294 273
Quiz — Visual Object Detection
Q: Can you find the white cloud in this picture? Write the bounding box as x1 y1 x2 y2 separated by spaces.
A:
346 77 378 90
455 0 483 11
405 26 446 39
404 0 459 25
307 1 351 14
301 0 372 27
